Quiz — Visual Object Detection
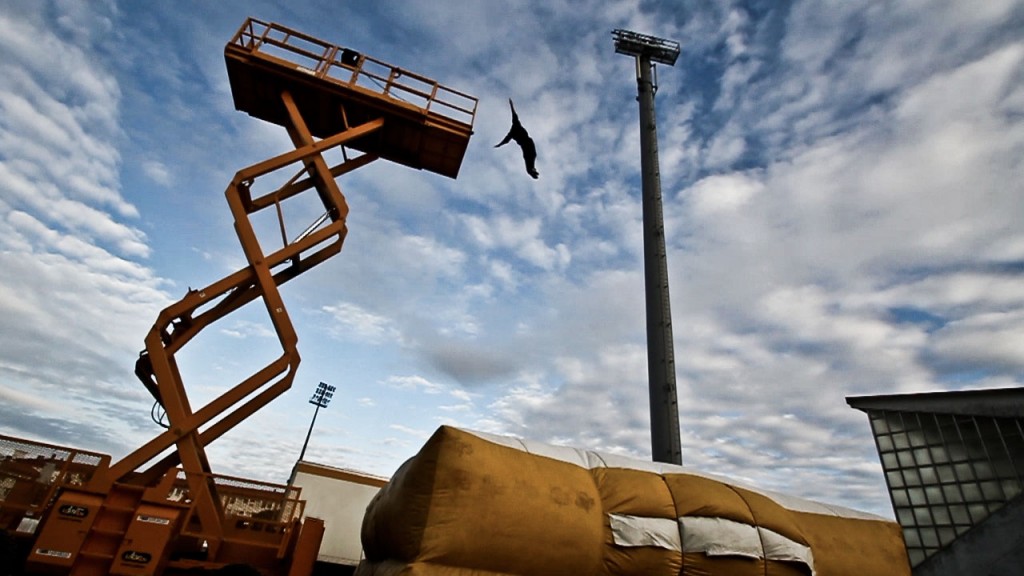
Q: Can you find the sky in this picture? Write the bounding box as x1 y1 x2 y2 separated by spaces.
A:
0 0 1022 519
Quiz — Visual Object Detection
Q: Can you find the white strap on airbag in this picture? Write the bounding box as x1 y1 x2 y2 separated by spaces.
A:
680 516 762 559
608 513 682 551
759 526 815 574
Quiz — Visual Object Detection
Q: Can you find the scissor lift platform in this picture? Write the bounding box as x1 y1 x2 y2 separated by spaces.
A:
225 18 477 178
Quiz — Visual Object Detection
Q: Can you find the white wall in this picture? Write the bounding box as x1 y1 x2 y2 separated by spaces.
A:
291 461 387 566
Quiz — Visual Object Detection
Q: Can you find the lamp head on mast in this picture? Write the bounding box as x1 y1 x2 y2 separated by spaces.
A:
310 381 335 408
612 29 681 66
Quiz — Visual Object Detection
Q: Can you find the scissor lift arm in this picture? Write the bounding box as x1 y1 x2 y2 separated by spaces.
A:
27 17 475 576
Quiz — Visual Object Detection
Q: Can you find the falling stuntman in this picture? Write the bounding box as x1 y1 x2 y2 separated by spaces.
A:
495 99 539 179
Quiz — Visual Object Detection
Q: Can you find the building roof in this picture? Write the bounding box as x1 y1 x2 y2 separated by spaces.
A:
847 387 1024 419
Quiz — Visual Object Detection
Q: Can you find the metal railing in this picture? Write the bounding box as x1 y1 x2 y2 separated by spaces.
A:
0 434 110 533
165 468 306 554
229 17 478 129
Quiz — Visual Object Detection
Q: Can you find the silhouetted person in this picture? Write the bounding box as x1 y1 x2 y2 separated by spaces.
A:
495 99 539 179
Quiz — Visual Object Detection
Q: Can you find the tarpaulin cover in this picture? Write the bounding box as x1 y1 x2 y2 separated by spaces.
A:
357 426 909 576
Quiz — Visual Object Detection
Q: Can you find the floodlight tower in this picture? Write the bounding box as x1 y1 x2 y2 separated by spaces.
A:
613 29 683 465
299 381 336 462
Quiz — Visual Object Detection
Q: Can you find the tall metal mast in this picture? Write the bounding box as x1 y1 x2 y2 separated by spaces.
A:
613 29 682 465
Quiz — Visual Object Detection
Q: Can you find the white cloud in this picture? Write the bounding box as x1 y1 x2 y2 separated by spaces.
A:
220 320 276 340
142 160 173 187
464 214 570 271
929 311 1024 373
0 1 169 456
384 375 446 394
392 234 466 278
687 172 763 216
388 423 432 440
322 301 401 344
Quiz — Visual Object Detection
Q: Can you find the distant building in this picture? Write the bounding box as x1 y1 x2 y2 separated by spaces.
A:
290 460 388 572
847 387 1024 576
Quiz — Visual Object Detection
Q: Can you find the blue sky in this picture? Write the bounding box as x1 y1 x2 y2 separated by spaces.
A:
1 0 1022 519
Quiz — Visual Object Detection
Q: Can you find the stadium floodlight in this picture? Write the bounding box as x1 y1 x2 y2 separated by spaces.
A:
298 381 336 462
309 381 335 408
613 29 683 466
612 29 680 66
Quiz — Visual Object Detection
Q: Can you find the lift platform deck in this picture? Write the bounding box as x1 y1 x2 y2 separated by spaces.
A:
225 17 477 179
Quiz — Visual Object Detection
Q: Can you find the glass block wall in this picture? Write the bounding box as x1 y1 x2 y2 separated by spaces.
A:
866 410 1024 567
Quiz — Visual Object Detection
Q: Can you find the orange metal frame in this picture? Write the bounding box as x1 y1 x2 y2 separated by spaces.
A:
99 100 377 537
25 17 475 576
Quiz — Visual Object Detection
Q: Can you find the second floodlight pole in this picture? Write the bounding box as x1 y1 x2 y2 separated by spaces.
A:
298 405 321 463
298 381 335 463
614 29 683 465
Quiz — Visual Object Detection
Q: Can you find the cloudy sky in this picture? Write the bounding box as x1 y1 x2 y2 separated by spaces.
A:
1 0 1022 519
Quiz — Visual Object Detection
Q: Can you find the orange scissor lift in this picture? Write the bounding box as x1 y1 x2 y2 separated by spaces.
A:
22 17 476 576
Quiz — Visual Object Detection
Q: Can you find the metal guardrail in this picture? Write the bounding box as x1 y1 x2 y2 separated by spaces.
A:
0 432 303 546
229 17 478 129
165 468 305 554
0 434 110 533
